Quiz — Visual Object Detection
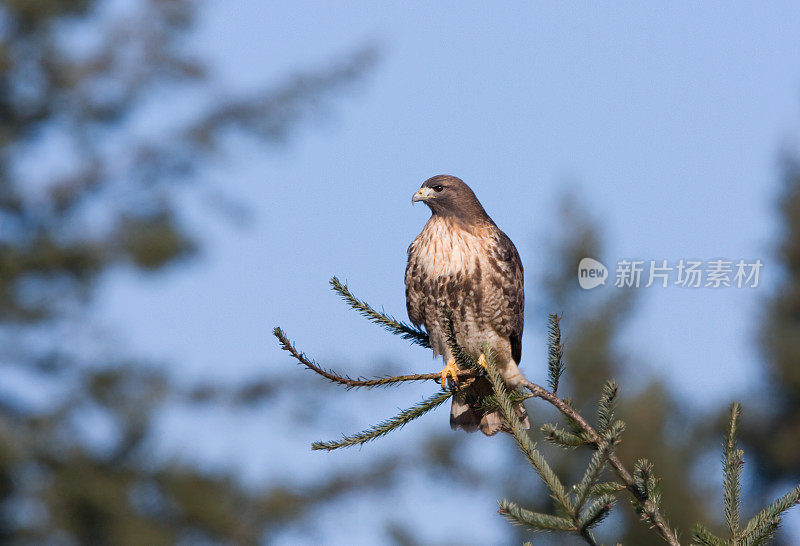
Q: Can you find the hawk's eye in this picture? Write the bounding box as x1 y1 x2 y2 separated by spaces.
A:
432 185 444 192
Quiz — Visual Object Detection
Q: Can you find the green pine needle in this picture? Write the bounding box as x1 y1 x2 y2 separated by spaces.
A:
546 313 565 393
330 276 430 348
476 391 531 414
723 401 743 539
578 494 615 531
741 517 780 546
741 483 800 541
498 500 576 532
541 423 589 449
311 389 452 451
691 523 726 546
632 459 662 521
692 401 800 546
573 423 624 512
633 459 657 500
588 481 626 497
597 380 618 436
274 326 436 389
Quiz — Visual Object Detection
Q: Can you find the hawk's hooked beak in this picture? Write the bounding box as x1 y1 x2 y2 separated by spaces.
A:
412 187 434 203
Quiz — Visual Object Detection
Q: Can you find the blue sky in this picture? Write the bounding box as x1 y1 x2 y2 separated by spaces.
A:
88 2 800 542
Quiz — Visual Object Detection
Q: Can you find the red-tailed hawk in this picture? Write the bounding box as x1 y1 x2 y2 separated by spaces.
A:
406 175 529 436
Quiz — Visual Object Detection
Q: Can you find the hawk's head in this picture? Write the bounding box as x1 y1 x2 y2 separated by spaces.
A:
412 175 489 222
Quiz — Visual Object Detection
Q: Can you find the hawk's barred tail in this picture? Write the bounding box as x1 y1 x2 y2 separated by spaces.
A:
449 377 530 436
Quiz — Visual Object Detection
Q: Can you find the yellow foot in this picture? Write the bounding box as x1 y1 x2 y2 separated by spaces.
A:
478 352 488 370
439 358 460 389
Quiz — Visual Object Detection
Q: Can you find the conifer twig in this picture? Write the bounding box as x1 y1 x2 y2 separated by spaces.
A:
274 327 472 388
485 346 612 546
516 377 681 546
578 495 615 532
547 313 565 394
597 380 618 436
573 425 623 513
330 277 431 348
498 500 577 532
691 522 726 546
692 403 800 546
541 423 589 449
740 480 800 542
723 402 743 541
311 389 455 451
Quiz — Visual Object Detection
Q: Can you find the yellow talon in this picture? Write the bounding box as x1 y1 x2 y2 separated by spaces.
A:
478 352 488 370
439 358 460 389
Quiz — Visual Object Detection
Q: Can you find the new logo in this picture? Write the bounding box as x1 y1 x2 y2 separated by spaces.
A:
578 257 608 290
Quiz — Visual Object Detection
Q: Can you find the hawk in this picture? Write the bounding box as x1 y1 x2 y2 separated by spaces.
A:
406 175 529 436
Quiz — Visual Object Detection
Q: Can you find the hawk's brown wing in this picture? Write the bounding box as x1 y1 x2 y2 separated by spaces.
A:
486 227 524 363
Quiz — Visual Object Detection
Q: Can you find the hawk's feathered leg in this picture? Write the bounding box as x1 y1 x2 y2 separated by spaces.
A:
449 375 529 436
449 351 529 436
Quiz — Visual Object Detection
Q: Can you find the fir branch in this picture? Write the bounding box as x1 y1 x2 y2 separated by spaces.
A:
541 423 590 449
692 402 800 546
476 391 533 414
597 380 618 436
578 494 615 531
329 276 431 348
691 523 726 546
723 402 743 540
589 481 626 497
498 500 577 532
741 483 800 541
311 389 454 451
740 517 780 546
516 378 681 546
632 459 662 514
547 313 565 393
483 345 573 513
573 423 624 513
274 327 473 388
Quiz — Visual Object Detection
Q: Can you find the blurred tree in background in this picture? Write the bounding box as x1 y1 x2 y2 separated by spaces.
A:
741 155 800 545
0 0 380 543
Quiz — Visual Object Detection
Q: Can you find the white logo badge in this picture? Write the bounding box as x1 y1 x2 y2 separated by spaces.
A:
578 257 608 290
